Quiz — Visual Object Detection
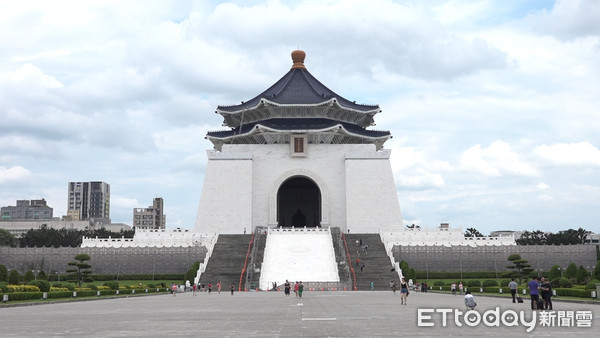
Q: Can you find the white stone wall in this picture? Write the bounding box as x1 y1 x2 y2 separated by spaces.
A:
194 150 253 234
345 149 404 233
194 143 404 234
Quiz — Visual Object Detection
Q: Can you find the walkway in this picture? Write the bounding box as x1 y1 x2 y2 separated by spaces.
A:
1 291 597 336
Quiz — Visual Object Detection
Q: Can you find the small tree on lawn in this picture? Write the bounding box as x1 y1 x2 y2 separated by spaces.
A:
548 265 561 280
594 261 600 280
8 270 20 284
506 254 533 284
576 265 589 284
23 270 34 282
0 264 8 282
564 262 577 280
66 253 93 287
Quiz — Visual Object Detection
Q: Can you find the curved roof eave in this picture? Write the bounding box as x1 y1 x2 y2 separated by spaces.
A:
216 98 381 116
206 122 391 142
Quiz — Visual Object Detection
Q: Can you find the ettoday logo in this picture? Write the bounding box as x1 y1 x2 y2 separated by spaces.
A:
417 308 593 332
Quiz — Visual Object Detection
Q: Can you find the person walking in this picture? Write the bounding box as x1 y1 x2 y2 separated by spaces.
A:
284 280 291 298
391 281 397 295
370 281 374 291
298 282 304 298
451 282 457 295
508 278 518 303
230 282 235 296
171 283 177 296
400 278 409 305
192 283 197 296
217 281 222 294
208 282 212 294
458 282 464 295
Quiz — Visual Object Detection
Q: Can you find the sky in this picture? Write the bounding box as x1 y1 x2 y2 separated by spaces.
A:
1 0 599 235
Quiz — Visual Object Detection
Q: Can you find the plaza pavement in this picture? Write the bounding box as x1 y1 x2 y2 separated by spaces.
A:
1 290 598 337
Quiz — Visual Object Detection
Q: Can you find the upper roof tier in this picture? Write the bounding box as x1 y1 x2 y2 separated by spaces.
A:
216 50 381 128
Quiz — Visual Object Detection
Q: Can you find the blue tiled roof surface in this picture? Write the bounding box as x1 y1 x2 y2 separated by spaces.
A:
207 118 390 139
217 68 379 113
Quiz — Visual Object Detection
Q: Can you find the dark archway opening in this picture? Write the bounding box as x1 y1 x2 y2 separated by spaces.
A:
277 176 321 227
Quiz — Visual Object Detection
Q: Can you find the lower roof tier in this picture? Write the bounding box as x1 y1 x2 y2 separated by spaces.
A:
206 118 392 151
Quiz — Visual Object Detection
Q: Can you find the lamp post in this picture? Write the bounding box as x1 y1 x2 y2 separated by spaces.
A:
558 267 563 278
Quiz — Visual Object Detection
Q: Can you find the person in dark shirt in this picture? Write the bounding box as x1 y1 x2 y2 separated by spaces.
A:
540 277 553 310
528 276 540 310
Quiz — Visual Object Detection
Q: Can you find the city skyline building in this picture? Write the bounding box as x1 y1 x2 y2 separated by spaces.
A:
133 197 166 229
1 199 53 221
67 181 111 223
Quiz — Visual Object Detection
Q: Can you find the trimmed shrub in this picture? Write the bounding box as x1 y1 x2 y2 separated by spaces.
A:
86 284 98 290
23 270 35 282
147 284 156 288
554 288 591 298
467 280 481 287
433 281 445 286
7 284 40 293
29 280 51 292
483 280 498 287
64 284 75 291
586 279 600 290
0 282 8 293
50 287 70 292
104 281 119 290
8 270 20 284
415 271 497 279
499 279 511 287
46 291 74 299
96 285 110 290
5 292 43 301
558 277 572 288
0 265 8 283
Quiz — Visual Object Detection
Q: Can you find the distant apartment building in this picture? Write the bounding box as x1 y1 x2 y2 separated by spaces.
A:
1 199 53 221
67 181 110 223
133 197 166 229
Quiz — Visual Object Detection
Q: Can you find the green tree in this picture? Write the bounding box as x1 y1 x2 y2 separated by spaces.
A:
184 261 200 284
66 253 93 287
564 262 577 280
0 229 17 247
593 261 600 280
576 265 589 284
399 260 409 276
548 265 561 280
23 270 34 282
464 228 484 237
38 270 47 280
0 264 8 282
515 230 547 245
506 254 533 284
8 270 20 284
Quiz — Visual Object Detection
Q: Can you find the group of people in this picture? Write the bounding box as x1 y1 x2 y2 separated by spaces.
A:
527 276 553 310
450 282 464 295
283 280 304 298
172 281 236 296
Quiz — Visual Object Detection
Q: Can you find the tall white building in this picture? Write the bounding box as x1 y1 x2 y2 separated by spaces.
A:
195 50 404 234
67 181 110 223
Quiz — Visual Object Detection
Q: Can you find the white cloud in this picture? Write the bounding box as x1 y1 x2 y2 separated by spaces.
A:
531 0 600 40
536 182 550 190
460 141 538 177
534 141 600 166
0 166 32 185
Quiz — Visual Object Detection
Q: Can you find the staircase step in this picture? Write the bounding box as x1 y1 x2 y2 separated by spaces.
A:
345 234 398 291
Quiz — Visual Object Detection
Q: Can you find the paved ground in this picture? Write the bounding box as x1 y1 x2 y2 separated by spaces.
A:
1 290 598 337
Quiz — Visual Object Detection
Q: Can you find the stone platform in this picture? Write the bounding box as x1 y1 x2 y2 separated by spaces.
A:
1 291 598 336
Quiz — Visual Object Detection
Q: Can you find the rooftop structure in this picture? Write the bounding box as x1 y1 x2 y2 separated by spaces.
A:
1 199 53 221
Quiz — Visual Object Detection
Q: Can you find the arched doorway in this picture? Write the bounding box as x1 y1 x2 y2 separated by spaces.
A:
277 176 321 227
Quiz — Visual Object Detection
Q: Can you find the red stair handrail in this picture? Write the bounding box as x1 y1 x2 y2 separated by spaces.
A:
239 232 254 291
342 233 357 291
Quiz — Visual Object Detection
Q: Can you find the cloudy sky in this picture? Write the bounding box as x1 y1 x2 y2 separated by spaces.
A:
1 0 599 235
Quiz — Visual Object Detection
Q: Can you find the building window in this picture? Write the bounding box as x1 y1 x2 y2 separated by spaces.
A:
290 134 306 157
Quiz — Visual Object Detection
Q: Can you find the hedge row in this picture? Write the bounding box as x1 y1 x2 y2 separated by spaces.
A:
1 288 169 302
429 285 597 298
47 274 184 282
415 271 499 279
